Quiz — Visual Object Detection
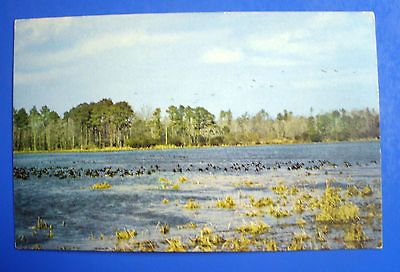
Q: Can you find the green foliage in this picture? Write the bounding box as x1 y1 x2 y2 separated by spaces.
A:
13 99 380 151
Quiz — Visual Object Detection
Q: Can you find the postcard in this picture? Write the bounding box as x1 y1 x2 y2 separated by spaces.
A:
13 12 381 252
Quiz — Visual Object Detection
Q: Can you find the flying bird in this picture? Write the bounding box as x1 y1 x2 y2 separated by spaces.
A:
321 69 327 73
269 85 274 88
334 69 338 72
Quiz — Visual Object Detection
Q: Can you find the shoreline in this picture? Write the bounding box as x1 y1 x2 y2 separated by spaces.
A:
13 138 380 155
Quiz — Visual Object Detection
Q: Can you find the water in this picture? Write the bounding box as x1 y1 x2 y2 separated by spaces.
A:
13 141 382 252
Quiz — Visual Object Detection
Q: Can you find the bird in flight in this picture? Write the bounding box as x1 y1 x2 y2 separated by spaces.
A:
321 69 327 73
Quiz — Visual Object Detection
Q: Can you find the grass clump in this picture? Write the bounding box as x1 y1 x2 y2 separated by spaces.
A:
189 227 224 252
166 237 187 252
135 240 158 252
160 224 170 235
159 177 169 183
171 183 180 190
271 182 288 196
293 199 306 214
296 218 307 228
315 183 360 223
361 185 373 197
160 183 180 190
289 187 299 195
268 206 290 218
222 235 252 252
346 185 360 197
235 221 270 236
32 216 52 230
264 239 279 251
344 223 368 248
116 229 137 240
91 182 111 190
287 232 310 251
177 222 197 229
249 196 274 208
183 199 200 210
316 203 360 223
216 196 236 209
316 230 326 242
245 209 265 217
159 177 180 190
115 240 159 252
234 180 263 188
178 176 189 183
162 198 169 204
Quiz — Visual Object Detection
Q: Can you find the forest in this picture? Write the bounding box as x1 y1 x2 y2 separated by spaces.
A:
13 98 380 151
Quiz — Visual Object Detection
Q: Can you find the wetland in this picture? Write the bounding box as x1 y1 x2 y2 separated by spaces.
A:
13 141 382 252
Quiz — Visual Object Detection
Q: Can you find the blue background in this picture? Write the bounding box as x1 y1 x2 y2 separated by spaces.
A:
1 1 399 271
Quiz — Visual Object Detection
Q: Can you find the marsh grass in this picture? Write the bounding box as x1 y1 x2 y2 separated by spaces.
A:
189 227 224 252
287 231 310 251
216 196 236 209
178 176 189 183
183 199 200 210
32 216 52 230
235 221 270 236
160 224 170 235
344 223 368 248
296 218 307 228
249 196 274 208
166 237 187 252
20 169 380 252
244 209 265 217
116 229 137 240
268 206 291 218
177 222 197 229
222 235 252 252
90 182 111 190
234 180 263 188
361 185 373 197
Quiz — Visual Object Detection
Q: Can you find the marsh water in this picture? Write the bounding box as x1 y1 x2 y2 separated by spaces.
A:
13 141 382 252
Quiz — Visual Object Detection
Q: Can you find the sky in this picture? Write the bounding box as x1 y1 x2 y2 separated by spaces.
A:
13 12 380 118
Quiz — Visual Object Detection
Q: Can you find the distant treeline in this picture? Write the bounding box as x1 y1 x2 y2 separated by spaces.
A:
13 98 380 151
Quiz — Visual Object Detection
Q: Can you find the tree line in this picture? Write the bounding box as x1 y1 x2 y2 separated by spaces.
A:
13 98 380 151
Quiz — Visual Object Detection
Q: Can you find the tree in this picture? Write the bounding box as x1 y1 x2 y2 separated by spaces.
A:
13 108 29 150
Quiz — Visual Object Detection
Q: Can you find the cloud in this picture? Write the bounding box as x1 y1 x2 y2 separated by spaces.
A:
247 30 340 59
15 17 74 51
201 48 244 63
248 56 307 68
16 30 200 68
14 66 75 86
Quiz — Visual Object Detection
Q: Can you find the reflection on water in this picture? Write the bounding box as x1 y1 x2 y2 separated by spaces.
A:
13 141 382 251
